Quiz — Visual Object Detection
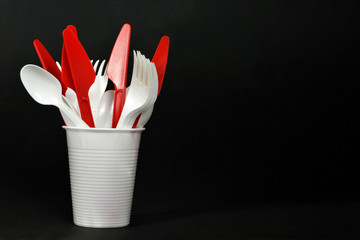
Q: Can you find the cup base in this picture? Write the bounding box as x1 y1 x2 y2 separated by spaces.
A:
74 220 130 228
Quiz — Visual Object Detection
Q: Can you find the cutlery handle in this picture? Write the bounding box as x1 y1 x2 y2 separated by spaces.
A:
112 89 126 128
132 114 141 128
58 100 89 128
79 98 95 127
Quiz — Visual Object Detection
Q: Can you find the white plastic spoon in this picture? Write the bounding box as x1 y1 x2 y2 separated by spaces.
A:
20 64 89 128
95 90 114 128
55 60 80 116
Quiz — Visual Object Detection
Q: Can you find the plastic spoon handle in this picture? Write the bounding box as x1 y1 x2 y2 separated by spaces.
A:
58 98 88 128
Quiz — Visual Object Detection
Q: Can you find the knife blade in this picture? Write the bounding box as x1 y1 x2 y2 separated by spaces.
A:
60 25 78 95
151 36 170 94
33 39 63 88
34 39 69 125
62 28 95 127
107 23 131 128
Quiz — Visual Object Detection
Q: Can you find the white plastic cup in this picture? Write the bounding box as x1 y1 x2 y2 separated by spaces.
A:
63 126 145 228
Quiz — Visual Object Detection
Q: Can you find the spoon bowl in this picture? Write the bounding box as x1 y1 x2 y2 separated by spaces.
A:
20 64 88 128
21 65 62 106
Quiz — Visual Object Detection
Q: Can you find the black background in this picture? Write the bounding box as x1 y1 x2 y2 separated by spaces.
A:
1 0 360 239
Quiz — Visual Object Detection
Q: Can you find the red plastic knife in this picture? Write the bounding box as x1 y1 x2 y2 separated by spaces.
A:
62 28 95 127
152 36 170 94
60 25 78 95
132 36 170 128
34 39 68 125
33 39 63 88
107 23 131 128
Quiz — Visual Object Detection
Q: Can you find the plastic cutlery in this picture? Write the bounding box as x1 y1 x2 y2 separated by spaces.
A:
151 36 170 95
56 61 61 70
20 64 88 128
33 39 74 123
89 60 108 124
95 90 115 128
116 51 158 129
107 23 131 128
61 26 77 95
63 28 96 127
56 59 108 118
59 26 81 116
33 39 63 85
134 36 170 128
64 88 80 116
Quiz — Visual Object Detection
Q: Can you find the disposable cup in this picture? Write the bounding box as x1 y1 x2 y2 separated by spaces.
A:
63 126 144 228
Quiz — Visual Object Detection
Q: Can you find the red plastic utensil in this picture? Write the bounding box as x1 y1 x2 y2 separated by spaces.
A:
60 25 78 95
132 36 170 128
107 24 131 128
152 36 170 94
34 39 69 125
33 39 63 87
62 28 95 127
67 25 78 37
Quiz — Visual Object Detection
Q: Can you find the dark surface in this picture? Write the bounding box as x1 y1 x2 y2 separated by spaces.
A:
1 191 360 239
1 185 360 239
1 0 360 239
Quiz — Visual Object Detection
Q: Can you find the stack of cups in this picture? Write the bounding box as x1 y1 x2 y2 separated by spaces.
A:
63 126 145 228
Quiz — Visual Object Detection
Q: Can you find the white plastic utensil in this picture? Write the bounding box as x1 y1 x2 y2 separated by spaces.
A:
116 51 158 129
65 88 80 116
89 60 108 125
20 64 89 128
133 36 169 128
59 59 109 119
56 61 61 71
136 105 154 128
55 60 81 117
95 90 114 128
29 61 79 123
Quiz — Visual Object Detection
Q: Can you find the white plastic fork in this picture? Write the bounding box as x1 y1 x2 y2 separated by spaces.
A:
116 51 158 129
89 60 108 124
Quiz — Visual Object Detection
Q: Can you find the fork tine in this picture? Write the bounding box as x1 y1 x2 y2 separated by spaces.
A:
142 57 147 86
98 60 106 76
141 54 147 84
103 61 109 77
141 53 147 84
138 52 143 82
151 62 158 93
145 56 151 86
148 62 158 105
146 59 151 86
132 50 137 80
93 60 100 73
